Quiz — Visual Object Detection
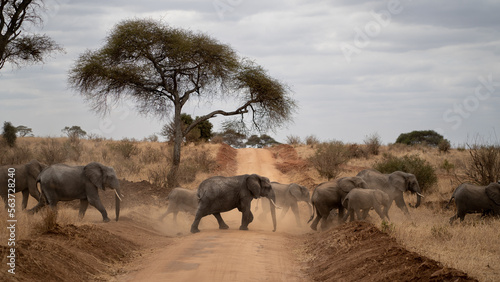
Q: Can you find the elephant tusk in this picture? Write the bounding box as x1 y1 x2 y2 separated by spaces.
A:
416 192 425 198
270 198 282 209
115 190 123 201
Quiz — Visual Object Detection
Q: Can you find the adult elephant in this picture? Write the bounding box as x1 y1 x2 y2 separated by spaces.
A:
1 159 46 209
447 182 500 224
308 176 367 231
257 182 312 227
342 188 391 222
159 187 198 222
29 162 123 222
356 169 423 215
190 174 277 233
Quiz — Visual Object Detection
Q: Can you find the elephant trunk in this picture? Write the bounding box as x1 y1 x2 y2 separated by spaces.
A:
267 190 277 232
415 192 422 208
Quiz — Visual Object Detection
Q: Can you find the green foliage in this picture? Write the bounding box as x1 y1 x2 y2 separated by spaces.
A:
374 153 438 193
162 113 213 143
2 122 17 147
395 130 448 147
246 134 279 148
309 141 350 180
438 139 451 153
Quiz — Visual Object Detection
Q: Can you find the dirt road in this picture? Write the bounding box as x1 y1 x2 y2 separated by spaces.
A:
120 148 311 281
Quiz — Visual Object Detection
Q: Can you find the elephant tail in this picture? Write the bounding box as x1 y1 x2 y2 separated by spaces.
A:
28 180 48 214
307 202 316 223
445 186 459 210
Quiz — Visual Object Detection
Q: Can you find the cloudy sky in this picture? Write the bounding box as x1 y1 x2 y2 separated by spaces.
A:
1 0 499 145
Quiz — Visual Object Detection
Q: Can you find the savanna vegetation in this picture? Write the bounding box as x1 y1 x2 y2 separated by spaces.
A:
1 133 498 280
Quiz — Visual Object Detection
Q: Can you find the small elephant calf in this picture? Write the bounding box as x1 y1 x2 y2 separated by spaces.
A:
342 188 391 222
159 187 198 222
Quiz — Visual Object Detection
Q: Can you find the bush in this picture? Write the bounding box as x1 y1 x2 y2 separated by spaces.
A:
395 130 447 147
2 121 17 147
37 138 67 165
464 143 500 185
438 139 451 153
108 138 140 159
286 135 302 146
305 135 320 146
364 133 381 156
308 141 350 180
374 153 438 193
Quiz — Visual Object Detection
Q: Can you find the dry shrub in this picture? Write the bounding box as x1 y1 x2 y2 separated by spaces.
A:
32 208 58 234
146 164 170 189
37 138 67 165
0 144 34 165
140 145 164 164
108 138 140 159
308 141 350 180
286 135 302 145
463 143 500 185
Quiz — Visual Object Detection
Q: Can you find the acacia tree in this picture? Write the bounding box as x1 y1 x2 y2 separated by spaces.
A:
0 0 63 70
68 19 296 187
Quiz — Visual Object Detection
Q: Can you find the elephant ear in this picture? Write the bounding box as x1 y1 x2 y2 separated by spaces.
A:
289 184 302 199
485 183 500 206
84 162 105 191
339 177 362 193
389 172 407 192
27 160 43 179
246 174 262 199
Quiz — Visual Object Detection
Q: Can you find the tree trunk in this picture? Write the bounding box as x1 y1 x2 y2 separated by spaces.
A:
167 103 183 188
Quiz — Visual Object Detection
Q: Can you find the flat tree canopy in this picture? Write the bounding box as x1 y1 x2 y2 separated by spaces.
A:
68 18 296 186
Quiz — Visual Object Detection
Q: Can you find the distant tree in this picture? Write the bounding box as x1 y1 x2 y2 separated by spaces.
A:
62 126 86 139
246 134 279 148
364 132 381 155
395 130 447 147
0 0 63 70
213 121 247 148
68 19 296 187
15 125 33 137
162 113 213 143
2 121 17 147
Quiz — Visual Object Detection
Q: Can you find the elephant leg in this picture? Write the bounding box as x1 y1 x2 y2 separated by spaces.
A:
213 213 229 229
355 209 364 220
290 203 301 226
279 205 290 220
373 205 385 220
78 199 89 219
21 189 29 210
394 195 410 215
190 210 204 233
310 214 321 231
87 196 110 222
449 214 458 225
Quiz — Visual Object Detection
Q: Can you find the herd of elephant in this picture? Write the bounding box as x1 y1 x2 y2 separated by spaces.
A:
2 160 500 232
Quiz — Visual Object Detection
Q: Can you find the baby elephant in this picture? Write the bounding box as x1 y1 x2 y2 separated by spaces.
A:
159 187 198 222
342 188 391 222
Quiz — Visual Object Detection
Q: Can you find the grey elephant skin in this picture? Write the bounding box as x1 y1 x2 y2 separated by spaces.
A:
159 187 198 222
447 182 500 224
257 182 312 226
190 174 277 233
309 176 368 231
342 188 391 222
29 162 123 222
356 169 422 215
1 159 46 209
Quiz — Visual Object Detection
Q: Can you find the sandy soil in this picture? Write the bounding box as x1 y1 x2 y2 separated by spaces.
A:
117 148 309 281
